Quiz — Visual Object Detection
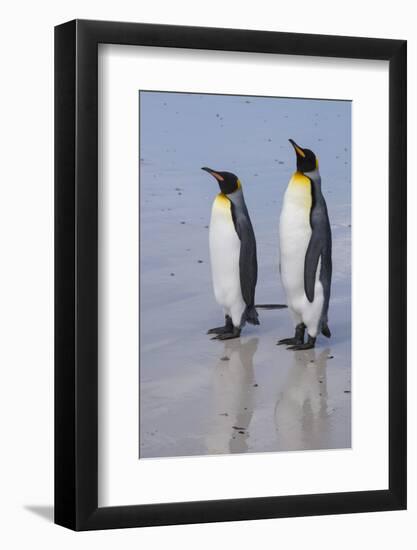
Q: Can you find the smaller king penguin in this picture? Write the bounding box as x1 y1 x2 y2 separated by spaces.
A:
278 140 332 350
201 168 259 340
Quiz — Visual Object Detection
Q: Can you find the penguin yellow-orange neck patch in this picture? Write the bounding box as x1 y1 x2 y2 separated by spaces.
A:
214 193 231 209
288 172 312 211
291 171 311 186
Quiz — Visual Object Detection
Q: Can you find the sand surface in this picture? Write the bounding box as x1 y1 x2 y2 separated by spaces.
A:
139 92 351 458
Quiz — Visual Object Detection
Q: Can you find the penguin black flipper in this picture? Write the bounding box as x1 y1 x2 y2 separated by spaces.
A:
304 178 332 303
304 230 322 303
230 202 259 325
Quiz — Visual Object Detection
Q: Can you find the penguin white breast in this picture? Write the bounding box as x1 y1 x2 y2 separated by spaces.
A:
209 194 244 311
279 173 324 336
279 173 314 306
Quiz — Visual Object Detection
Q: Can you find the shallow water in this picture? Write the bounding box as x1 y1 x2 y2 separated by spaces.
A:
139 91 351 458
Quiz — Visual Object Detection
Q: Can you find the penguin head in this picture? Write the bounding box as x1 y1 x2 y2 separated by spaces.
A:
201 167 241 195
289 139 318 173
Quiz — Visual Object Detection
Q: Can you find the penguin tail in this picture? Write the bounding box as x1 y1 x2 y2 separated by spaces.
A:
255 304 287 310
244 305 260 326
321 323 331 338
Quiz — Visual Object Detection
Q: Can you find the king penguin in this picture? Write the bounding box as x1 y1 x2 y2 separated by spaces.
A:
278 139 332 350
201 167 259 340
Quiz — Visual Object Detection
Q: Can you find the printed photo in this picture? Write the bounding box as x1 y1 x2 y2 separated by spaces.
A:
139 91 351 458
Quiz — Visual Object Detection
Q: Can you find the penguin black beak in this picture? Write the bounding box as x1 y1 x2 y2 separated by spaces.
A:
289 138 306 158
201 167 224 182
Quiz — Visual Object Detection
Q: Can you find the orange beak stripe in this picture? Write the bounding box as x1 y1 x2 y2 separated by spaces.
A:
210 171 224 182
294 144 306 158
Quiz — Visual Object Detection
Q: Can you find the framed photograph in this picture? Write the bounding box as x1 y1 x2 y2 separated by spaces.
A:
55 19 406 530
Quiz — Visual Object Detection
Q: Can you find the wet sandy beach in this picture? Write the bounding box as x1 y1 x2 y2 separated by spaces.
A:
139 91 351 458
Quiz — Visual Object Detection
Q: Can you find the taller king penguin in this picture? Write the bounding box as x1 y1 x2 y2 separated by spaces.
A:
278 139 332 350
201 167 259 340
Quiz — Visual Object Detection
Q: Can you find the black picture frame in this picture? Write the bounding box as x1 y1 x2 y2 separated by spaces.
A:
55 19 407 531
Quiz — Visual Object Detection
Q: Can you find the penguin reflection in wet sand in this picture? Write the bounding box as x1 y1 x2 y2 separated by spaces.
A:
201 168 259 340
278 140 332 350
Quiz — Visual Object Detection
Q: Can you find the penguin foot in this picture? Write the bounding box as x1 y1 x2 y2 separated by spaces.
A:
287 335 316 351
207 326 232 335
207 315 233 335
277 323 305 346
277 337 301 346
211 327 241 341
